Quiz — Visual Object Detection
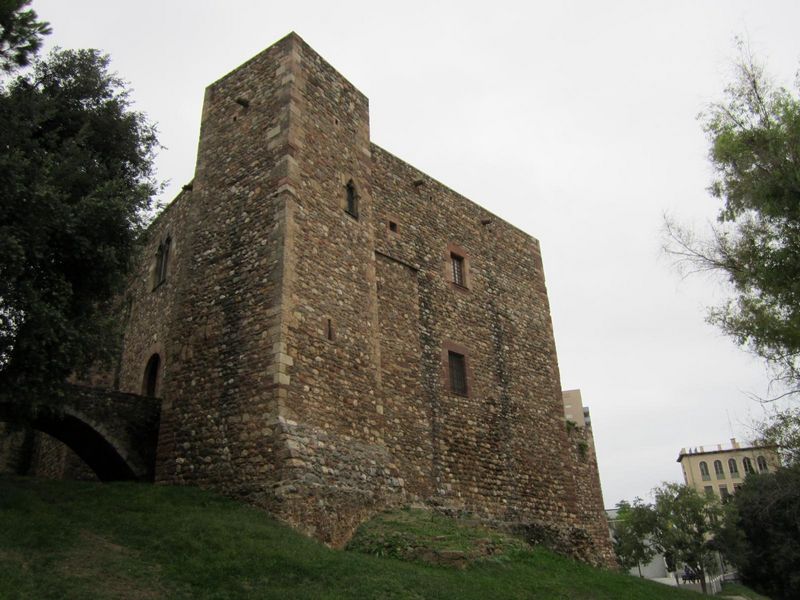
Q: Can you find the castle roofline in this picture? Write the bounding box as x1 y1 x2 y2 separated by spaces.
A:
370 143 542 246
208 31 367 105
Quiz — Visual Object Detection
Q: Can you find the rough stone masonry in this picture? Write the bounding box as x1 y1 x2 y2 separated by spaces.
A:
112 32 615 567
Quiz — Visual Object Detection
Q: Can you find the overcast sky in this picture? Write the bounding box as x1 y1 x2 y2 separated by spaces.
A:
33 0 800 508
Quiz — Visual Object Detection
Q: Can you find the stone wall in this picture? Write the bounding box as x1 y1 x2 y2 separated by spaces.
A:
112 32 615 563
141 37 299 494
566 423 617 567
370 145 577 523
0 422 30 475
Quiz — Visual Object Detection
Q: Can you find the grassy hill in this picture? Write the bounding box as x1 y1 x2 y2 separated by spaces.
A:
0 475 709 599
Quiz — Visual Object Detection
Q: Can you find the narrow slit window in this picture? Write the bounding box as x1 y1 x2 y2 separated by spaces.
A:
325 318 334 341
451 253 465 287
152 243 164 290
448 351 467 395
152 236 171 290
160 236 171 284
345 180 358 218
389 221 398 233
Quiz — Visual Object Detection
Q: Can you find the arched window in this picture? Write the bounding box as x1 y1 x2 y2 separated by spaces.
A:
344 180 359 219
699 461 710 481
742 457 755 475
142 354 161 397
714 460 724 479
152 235 171 290
728 458 739 478
757 455 768 472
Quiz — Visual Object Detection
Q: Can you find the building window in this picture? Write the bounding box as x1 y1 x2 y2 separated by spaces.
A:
389 220 398 233
448 351 467 395
142 353 161 397
160 237 171 282
728 458 740 478
757 455 768 472
445 243 470 291
719 485 730 501
152 235 171 290
743 457 755 474
325 318 334 341
345 179 359 219
703 485 714 497
442 341 470 397
451 253 465 287
714 460 724 479
699 461 710 481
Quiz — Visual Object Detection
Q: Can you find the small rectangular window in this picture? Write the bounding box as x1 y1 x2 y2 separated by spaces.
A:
448 351 467 395
703 486 714 497
389 221 398 233
451 253 465 287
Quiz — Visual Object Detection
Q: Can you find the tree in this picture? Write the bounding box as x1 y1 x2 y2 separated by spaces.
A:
757 407 800 466
0 0 50 72
650 483 722 595
611 499 657 577
718 465 800 600
0 48 159 398
664 46 800 395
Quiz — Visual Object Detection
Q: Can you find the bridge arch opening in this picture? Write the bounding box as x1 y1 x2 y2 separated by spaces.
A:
0 385 160 483
27 414 138 481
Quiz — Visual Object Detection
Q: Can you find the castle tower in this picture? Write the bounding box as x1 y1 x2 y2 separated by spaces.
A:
115 33 615 564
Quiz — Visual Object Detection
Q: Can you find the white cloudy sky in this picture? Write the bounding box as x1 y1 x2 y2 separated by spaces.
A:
33 0 800 507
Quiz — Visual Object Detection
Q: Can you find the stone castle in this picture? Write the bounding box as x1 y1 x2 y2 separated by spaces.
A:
4 33 614 566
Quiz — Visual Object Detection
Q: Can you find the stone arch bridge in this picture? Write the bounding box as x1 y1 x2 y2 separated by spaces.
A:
0 384 160 481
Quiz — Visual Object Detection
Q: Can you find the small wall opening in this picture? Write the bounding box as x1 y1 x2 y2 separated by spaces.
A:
345 179 359 219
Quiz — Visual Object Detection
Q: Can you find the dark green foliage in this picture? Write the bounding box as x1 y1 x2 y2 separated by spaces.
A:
610 486 726 592
0 476 708 599
0 48 158 397
650 483 722 595
666 47 800 393
611 499 657 576
0 0 50 72
721 465 800 600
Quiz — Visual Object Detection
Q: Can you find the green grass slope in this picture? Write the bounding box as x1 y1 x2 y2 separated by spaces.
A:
0 476 704 600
